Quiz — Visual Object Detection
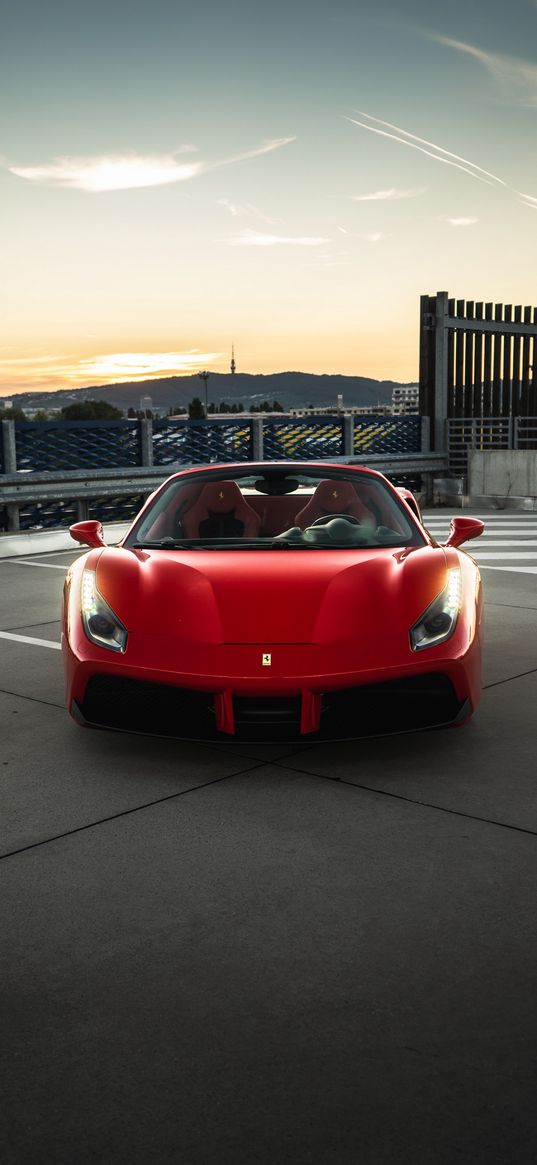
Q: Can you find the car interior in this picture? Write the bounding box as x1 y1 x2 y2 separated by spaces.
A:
131 471 422 547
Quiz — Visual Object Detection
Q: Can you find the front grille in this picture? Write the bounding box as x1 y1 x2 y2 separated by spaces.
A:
78 672 464 742
234 696 301 725
233 696 302 741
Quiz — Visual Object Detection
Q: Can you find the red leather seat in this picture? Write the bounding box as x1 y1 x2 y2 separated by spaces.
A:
295 479 373 528
143 482 203 540
182 481 262 539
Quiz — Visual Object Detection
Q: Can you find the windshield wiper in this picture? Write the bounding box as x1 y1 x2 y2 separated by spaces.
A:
132 538 194 549
132 537 269 550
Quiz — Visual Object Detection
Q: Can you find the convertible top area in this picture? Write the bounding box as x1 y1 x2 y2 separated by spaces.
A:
125 463 427 551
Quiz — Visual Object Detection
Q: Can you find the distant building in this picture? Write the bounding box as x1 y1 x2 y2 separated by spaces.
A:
230 344 236 375
289 404 392 417
24 405 62 417
391 385 419 414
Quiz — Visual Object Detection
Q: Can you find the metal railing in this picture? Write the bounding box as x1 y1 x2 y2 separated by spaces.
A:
0 412 441 532
1 414 424 476
447 416 537 479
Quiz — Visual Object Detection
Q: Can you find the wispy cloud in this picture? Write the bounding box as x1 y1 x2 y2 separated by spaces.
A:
9 151 203 192
8 137 295 192
351 187 426 201
78 351 222 381
344 111 537 208
444 217 479 227
432 36 537 106
224 230 329 247
0 353 66 366
0 350 222 392
216 198 279 224
345 112 504 187
221 137 296 166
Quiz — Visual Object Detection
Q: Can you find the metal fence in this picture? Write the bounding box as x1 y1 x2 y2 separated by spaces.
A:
447 416 537 478
1 414 423 476
0 413 429 532
13 420 143 473
152 419 254 466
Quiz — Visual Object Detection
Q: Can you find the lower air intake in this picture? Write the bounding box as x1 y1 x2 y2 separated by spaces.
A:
78 672 464 742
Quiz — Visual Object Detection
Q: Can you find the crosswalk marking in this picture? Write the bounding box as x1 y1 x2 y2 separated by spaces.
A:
422 511 537 574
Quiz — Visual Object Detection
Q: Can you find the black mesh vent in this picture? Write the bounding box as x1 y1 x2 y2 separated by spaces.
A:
78 671 463 742
320 673 461 738
81 676 217 739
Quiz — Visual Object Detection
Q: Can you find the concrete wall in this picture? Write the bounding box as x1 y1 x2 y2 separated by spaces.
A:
469 450 537 498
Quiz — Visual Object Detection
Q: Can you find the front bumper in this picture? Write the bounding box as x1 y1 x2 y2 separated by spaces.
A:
72 669 471 742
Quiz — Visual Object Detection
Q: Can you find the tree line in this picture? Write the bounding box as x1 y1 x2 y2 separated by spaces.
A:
0 398 286 421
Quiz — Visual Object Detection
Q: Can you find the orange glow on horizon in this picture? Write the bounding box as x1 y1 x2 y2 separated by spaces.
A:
0 332 420 397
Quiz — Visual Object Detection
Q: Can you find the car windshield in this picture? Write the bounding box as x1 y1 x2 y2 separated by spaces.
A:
125 467 426 551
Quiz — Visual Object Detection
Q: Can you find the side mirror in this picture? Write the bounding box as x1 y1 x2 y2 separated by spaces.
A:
443 517 484 548
69 520 106 548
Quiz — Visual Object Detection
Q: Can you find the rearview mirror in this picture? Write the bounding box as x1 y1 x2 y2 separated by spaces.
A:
69 520 106 548
443 517 484 548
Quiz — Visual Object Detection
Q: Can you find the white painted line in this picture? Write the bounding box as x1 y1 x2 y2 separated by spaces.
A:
426 526 537 530
426 516 537 521
426 523 537 529
0 523 129 560
480 565 537 574
462 540 537 547
469 552 537 559
0 630 61 650
5 559 68 570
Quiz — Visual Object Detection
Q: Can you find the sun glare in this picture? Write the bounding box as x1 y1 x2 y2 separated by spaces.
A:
0 350 224 393
11 155 203 191
78 351 223 382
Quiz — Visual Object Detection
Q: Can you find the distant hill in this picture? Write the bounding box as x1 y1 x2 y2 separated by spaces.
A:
9 372 416 414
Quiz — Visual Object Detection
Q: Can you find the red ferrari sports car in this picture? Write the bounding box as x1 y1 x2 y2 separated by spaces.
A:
62 462 484 741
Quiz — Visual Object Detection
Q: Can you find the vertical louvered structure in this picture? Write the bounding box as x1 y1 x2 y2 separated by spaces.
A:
420 291 537 451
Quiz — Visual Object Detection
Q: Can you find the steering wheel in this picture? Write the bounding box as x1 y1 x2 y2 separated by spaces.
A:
310 513 361 527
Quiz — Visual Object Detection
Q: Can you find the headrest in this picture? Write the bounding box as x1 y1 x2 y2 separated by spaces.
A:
195 481 246 513
313 480 359 512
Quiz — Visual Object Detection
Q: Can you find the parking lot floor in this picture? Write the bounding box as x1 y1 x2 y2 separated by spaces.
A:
1 542 537 1164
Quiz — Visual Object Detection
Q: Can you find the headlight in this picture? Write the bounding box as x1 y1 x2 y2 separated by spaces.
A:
81 569 128 653
410 567 462 651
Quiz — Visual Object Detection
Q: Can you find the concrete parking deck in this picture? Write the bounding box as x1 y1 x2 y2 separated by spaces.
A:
1 517 537 1164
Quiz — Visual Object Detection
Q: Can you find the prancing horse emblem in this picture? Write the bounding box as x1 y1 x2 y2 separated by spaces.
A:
262 653 272 666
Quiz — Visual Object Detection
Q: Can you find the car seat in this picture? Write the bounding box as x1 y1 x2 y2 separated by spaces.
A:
181 481 262 539
295 479 374 528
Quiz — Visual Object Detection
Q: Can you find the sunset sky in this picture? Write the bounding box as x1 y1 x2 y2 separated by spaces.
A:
2 0 537 396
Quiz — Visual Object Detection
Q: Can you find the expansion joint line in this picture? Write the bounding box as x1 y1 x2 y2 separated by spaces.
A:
0 686 64 710
273 762 537 839
483 665 537 690
0 765 265 863
3 620 61 633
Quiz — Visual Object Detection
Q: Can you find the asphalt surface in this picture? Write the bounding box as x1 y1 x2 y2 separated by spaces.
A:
1 512 537 1165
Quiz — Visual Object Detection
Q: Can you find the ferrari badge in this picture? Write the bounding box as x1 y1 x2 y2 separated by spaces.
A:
262 653 272 666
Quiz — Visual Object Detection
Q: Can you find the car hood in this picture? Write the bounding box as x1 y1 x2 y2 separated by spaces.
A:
96 545 448 645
